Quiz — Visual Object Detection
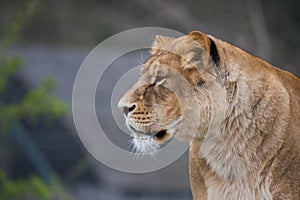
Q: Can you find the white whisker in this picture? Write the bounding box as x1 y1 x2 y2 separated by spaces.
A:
141 52 145 63
149 122 165 127
129 134 160 155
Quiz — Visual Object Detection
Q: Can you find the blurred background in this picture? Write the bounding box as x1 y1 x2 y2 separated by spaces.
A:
0 0 299 199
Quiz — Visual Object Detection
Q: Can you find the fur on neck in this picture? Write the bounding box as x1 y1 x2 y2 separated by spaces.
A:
199 42 290 185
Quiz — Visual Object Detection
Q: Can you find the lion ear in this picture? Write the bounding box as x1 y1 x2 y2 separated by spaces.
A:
151 35 175 54
188 31 220 66
188 31 210 52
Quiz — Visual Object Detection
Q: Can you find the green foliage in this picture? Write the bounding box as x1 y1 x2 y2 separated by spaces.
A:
0 0 67 131
0 170 71 200
0 170 51 200
0 0 69 127
0 79 66 124
21 79 67 121
0 56 22 94
0 17 68 129
0 60 68 132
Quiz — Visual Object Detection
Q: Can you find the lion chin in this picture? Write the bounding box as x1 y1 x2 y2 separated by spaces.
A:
118 30 300 199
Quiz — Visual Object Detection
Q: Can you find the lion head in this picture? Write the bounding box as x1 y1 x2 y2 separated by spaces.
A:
118 31 226 153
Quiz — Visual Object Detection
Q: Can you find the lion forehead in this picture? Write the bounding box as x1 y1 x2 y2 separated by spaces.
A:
146 36 207 71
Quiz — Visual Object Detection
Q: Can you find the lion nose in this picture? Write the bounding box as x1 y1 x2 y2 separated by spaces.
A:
119 104 136 116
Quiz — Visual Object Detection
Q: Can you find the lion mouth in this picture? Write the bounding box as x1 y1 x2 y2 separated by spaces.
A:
129 124 169 142
128 123 172 147
153 129 167 140
126 118 181 153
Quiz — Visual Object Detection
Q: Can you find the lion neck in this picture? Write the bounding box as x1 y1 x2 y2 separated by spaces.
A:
198 38 290 184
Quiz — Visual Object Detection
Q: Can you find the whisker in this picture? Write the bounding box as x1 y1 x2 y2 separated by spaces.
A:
148 115 174 120
150 152 159 162
135 51 148 66
146 118 182 129
149 122 165 128
141 52 145 63
136 58 144 66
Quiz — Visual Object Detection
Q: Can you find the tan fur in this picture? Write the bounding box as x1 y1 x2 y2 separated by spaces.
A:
118 31 300 199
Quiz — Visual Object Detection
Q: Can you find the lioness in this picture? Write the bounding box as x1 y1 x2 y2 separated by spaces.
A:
118 31 300 199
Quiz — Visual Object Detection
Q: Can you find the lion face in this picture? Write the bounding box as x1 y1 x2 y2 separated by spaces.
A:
118 31 224 153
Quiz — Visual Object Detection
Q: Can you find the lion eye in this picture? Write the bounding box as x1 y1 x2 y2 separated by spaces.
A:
154 76 166 84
